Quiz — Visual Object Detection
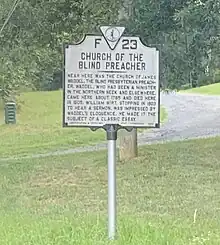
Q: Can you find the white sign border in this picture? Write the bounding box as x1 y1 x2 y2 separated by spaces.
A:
62 33 161 129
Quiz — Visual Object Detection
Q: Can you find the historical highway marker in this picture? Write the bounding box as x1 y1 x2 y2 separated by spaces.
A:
63 26 160 240
63 27 160 128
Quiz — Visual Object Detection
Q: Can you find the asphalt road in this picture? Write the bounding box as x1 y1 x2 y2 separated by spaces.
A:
1 92 220 161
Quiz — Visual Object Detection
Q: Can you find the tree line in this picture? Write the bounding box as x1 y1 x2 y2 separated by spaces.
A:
0 0 219 101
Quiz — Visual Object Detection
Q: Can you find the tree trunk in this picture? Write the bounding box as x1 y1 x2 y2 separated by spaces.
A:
118 0 138 161
118 128 138 161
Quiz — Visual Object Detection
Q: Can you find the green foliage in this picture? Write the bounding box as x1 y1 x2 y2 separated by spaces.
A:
127 0 220 89
0 0 122 100
1 0 220 97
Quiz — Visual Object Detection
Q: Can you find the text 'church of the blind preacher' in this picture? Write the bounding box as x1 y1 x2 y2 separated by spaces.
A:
78 52 147 71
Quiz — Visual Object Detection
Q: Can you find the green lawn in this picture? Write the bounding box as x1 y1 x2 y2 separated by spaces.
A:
0 90 166 158
1 137 220 244
181 82 220 95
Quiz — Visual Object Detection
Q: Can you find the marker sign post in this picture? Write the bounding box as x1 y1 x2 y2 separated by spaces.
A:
63 26 160 240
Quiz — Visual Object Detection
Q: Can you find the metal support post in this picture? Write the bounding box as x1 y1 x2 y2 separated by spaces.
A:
106 125 117 240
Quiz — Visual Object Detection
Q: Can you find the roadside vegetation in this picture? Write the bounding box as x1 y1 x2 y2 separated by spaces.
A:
1 137 220 244
0 90 167 158
1 0 220 102
180 83 220 95
1 1 220 244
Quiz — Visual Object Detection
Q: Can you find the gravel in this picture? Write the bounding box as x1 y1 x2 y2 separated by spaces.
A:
1 92 220 161
138 92 220 144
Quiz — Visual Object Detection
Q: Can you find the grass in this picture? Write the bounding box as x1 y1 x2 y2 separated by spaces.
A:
1 137 220 244
0 99 3 124
0 90 166 158
180 82 220 95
